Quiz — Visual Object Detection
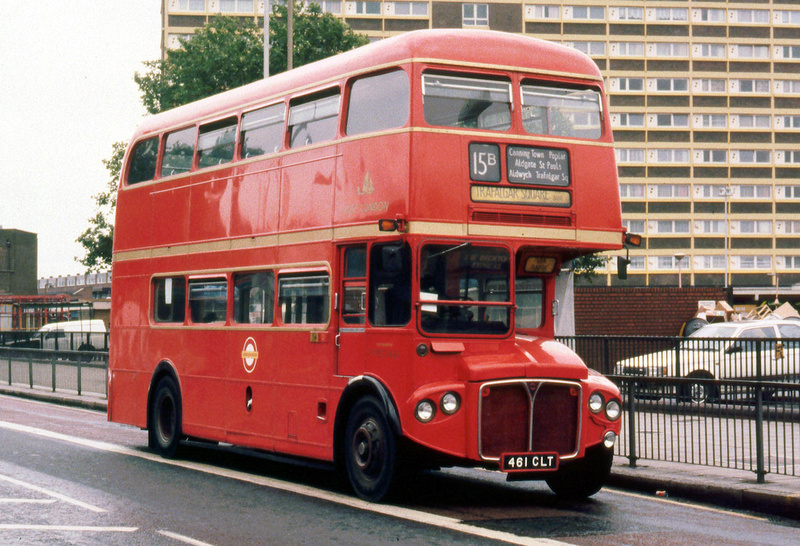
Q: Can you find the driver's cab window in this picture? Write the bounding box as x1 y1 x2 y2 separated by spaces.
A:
370 242 411 327
515 277 543 329
342 247 367 325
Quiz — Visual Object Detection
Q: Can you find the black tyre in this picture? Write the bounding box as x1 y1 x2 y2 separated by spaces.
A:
545 443 613 500
681 372 718 404
149 376 183 458
344 396 397 502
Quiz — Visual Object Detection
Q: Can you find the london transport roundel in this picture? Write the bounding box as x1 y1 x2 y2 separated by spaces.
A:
241 337 258 374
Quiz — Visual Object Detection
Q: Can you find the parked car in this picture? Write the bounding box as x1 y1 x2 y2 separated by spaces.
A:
615 319 800 402
37 319 107 351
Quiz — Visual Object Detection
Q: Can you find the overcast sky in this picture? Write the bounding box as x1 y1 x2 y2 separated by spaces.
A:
0 0 161 278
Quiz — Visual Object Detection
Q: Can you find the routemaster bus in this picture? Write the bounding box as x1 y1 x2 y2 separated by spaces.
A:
109 29 625 502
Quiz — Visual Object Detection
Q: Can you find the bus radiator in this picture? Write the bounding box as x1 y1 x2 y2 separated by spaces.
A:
479 381 581 460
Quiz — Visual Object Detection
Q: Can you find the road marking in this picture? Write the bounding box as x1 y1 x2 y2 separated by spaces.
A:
158 529 216 545
607 487 769 521
0 524 137 532
0 472 106 513
0 419 567 546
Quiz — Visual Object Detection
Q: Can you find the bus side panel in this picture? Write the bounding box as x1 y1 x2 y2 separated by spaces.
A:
114 187 151 253
336 134 411 226
408 133 467 224
230 163 281 238
271 330 335 461
150 181 191 249
189 171 234 243
281 148 337 232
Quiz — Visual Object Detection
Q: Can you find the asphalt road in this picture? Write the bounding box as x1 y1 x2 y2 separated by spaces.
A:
1 395 799 545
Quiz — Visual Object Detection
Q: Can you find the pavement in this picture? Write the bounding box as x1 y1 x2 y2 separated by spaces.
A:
2 384 799 522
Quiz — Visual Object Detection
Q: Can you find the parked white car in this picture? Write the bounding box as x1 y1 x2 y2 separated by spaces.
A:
615 319 800 402
38 320 107 351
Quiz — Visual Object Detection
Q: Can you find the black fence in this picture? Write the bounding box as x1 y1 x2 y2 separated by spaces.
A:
0 347 108 398
0 330 109 352
558 335 800 480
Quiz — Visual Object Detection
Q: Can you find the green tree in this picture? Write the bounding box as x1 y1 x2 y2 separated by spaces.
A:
573 254 608 282
79 9 368 268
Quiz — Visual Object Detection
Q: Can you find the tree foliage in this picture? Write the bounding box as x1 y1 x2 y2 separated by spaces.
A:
78 8 368 268
573 254 608 281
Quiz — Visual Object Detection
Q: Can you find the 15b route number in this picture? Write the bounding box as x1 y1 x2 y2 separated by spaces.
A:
469 143 501 182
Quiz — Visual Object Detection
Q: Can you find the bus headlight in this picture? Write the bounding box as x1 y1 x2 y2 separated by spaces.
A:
588 392 604 414
605 400 621 421
415 400 436 422
440 392 461 415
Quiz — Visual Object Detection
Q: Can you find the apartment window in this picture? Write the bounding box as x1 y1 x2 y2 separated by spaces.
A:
655 184 689 198
775 10 800 25
696 256 726 270
654 114 688 128
738 220 772 234
568 41 606 56
740 256 771 269
616 113 644 127
653 8 687 22
783 221 800 234
653 78 688 92
732 45 770 60
174 0 206 11
616 148 645 163
697 79 726 93
652 43 688 57
628 256 645 270
782 186 800 199
612 42 644 56
394 2 427 15
732 9 769 24
780 46 800 60
697 43 726 59
528 5 560 19
355 1 381 14
777 81 800 95
656 220 690 234
653 149 689 164
656 256 682 269
697 150 727 164
698 114 727 128
218 0 253 12
782 256 800 269
736 150 771 164
696 8 724 23
695 185 716 199
616 7 643 21
463 4 488 26
781 151 800 164
319 0 342 14
736 79 770 94
619 183 645 198
697 220 727 234
571 6 604 20
736 114 771 129
617 78 644 92
622 219 645 233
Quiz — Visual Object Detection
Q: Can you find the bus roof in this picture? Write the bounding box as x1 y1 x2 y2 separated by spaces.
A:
131 29 603 141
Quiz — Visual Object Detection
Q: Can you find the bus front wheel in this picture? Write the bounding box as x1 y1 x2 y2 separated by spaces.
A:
149 376 183 458
344 396 397 502
545 443 613 500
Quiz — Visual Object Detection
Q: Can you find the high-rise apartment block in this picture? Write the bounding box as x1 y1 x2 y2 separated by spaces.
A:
161 1 800 299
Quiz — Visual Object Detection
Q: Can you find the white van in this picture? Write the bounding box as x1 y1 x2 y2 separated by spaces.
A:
38 320 107 351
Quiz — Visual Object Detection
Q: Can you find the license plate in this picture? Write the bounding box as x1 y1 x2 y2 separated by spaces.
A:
501 452 559 472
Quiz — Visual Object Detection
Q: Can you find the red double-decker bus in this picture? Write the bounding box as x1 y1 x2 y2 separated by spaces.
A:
109 29 624 501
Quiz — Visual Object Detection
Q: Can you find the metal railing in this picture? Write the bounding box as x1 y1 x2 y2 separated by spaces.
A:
0 347 108 398
559 335 800 479
0 330 109 351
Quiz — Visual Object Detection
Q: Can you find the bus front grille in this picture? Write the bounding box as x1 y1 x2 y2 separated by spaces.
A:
478 380 581 461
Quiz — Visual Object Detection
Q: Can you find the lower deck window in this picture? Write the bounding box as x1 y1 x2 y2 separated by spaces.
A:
189 278 227 323
154 277 186 323
279 274 330 324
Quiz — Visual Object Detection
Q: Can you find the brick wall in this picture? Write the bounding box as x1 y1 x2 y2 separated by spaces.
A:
575 287 730 337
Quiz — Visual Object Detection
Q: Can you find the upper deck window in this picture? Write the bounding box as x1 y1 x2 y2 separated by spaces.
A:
127 136 159 185
346 70 409 136
161 126 197 177
241 103 285 158
422 73 511 131
521 83 602 139
197 117 237 169
288 90 340 148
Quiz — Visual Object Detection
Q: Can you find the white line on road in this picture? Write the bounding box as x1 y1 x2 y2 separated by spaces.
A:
0 419 567 546
0 524 137 532
607 487 769 521
158 529 217 545
0 472 106 513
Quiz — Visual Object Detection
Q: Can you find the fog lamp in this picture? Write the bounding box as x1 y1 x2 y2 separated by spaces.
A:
415 400 435 422
604 430 617 449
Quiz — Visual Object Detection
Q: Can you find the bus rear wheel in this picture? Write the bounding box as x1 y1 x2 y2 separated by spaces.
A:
545 443 613 500
149 376 183 458
344 396 397 502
